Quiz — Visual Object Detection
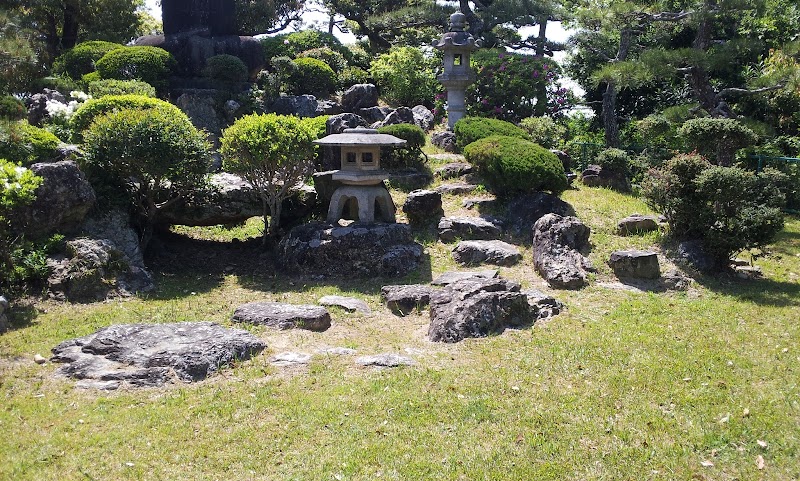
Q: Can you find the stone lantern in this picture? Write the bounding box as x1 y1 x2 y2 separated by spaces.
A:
434 11 478 130
314 128 406 223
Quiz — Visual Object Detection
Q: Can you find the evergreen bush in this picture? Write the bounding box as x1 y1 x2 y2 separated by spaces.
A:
678 118 758 166
70 94 186 142
87 79 156 98
0 121 61 166
296 48 347 73
453 116 530 152
287 58 337 98
338 67 371 90
463 135 568 196
0 95 26 120
519 116 566 149
95 46 176 90
53 40 125 80
202 54 249 83
378 123 426 168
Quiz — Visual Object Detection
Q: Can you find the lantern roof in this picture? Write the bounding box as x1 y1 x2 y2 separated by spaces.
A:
434 11 478 51
313 128 407 147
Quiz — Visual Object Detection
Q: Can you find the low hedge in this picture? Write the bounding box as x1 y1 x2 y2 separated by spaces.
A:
464 135 568 196
287 57 337 98
0 121 62 166
87 79 157 98
95 46 176 89
454 116 530 152
53 40 125 80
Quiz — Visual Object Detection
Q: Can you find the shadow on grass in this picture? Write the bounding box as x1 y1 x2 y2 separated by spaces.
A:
694 274 800 307
5 303 39 332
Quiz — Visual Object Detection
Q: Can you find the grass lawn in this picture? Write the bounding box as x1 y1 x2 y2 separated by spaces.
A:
1 182 798 480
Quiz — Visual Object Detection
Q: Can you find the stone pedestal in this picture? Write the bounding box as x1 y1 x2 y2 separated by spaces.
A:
327 184 396 223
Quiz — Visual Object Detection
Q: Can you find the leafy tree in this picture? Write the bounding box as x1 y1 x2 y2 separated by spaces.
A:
369 46 439 107
0 10 41 93
235 0 306 36
220 113 315 241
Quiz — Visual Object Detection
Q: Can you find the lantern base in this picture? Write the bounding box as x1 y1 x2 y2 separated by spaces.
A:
327 184 396 224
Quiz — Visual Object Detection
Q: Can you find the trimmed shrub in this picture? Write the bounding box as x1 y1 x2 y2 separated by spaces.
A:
287 57 337 98
338 67 371 90
594 148 632 175
369 46 438 108
81 71 102 85
0 95 26 120
82 107 210 247
53 40 125 80
286 30 342 55
300 115 330 141
0 121 62 166
642 153 786 268
95 46 176 89
296 47 347 73
678 118 758 166
464 135 568 196
454 116 530 152
202 54 248 83
220 113 315 239
261 34 292 62
378 123 427 168
87 79 156 98
70 94 186 142
519 116 566 149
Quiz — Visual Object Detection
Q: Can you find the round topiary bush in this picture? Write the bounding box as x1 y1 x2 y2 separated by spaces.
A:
288 57 337 98
286 30 342 55
519 116 565 149
594 148 632 175
95 46 176 89
454 116 531 152
678 117 758 166
296 47 347 72
378 123 427 168
202 54 249 83
82 107 210 247
0 121 62 166
338 67 371 90
53 40 125 80
87 79 156 98
464 135 568 196
70 94 186 142
0 96 26 120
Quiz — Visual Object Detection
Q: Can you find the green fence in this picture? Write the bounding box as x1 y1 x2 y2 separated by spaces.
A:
749 154 800 172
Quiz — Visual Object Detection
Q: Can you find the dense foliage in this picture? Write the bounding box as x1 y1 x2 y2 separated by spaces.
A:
82 107 210 247
202 55 249 83
287 57 337 98
453 116 530 152
0 158 42 291
220 113 315 240
677 118 759 166
377 123 426 168
87 79 156 98
0 95 26 120
296 48 347 73
464 135 568 197
53 41 125 80
369 47 439 107
643 153 786 268
94 46 176 90
519 116 566 149
70 94 186 142
0 121 61 166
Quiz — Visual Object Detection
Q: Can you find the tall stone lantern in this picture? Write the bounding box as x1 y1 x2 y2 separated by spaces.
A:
314 128 406 224
434 11 478 130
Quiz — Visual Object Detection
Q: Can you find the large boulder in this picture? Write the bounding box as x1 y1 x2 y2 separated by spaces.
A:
15 161 95 238
452 240 522 266
47 238 154 302
428 277 531 343
431 131 456 152
175 91 222 141
51 322 265 389
322 113 369 170
411 105 435 131
26 89 64 126
402 189 443 227
532 214 593 289
438 216 502 243
375 107 415 128
269 94 319 118
581 164 630 192
232 302 331 331
381 284 434 315
357 106 390 123
505 192 575 236
609 250 661 279
616 214 659 236
278 222 423 278
80 208 149 275
341 84 379 111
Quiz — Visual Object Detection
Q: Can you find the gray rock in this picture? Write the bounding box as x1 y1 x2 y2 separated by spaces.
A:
80 208 147 274
532 214 593 289
355 353 414 367
318 347 357 356
271 352 312 366
316 99 342 115
609 250 661 279
402 189 443 226
326 113 369 135
51 322 265 388
26 89 66 126
319 295 371 314
47 238 154 302
616 214 659 235
376 107 415 128
387 169 433 190
428 277 531 343
381 284 434 315
278 222 423 278
662 269 692 291
357 106 390 123
435 162 473 179
677 240 718 273
462 198 495 210
452 240 522 266
224 99 241 118
581 164 630 192
341 84 379 111
522 289 564 321
431 131 456 152
175 92 222 140
270 94 319 118
232 302 331 331
411 105 434 131
438 216 502 243
549 149 573 171
0 295 8 333
14 161 95 238
431 270 498 286
505 192 576 236
435 182 478 195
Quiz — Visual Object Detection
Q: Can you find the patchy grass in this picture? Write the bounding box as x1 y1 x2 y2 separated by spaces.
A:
1 184 799 480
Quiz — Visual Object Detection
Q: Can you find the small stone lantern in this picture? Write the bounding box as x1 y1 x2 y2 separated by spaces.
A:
314 128 406 223
434 11 478 130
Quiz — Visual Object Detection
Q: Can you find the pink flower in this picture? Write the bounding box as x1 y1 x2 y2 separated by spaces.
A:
532 71 539 78
481 98 489 105
493 106 502 113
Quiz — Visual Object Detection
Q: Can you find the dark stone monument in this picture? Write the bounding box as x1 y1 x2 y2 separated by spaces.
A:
162 0 237 37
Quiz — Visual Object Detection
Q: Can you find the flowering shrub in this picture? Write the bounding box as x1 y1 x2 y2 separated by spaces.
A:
468 49 572 122
370 47 439 108
0 121 62 166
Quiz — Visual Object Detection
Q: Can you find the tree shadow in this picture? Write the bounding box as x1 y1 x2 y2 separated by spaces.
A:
4 303 39 332
693 274 800 307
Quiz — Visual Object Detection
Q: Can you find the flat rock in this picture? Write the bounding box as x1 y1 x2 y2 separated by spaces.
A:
438 216 502 243
232 302 331 331
462 198 496 210
428 277 531 343
523 289 564 321
317 347 357 356
50 322 265 388
318 295 371 314
616 214 659 235
435 162 473 180
271 352 312 366
431 270 498 286
609 250 660 279
452 240 522 266
381 284 434 315
355 353 415 367
532 214 593 289
435 182 478 195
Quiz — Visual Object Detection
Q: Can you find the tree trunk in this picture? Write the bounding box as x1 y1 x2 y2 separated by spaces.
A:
532 15 548 117
602 80 620 148
61 0 81 50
